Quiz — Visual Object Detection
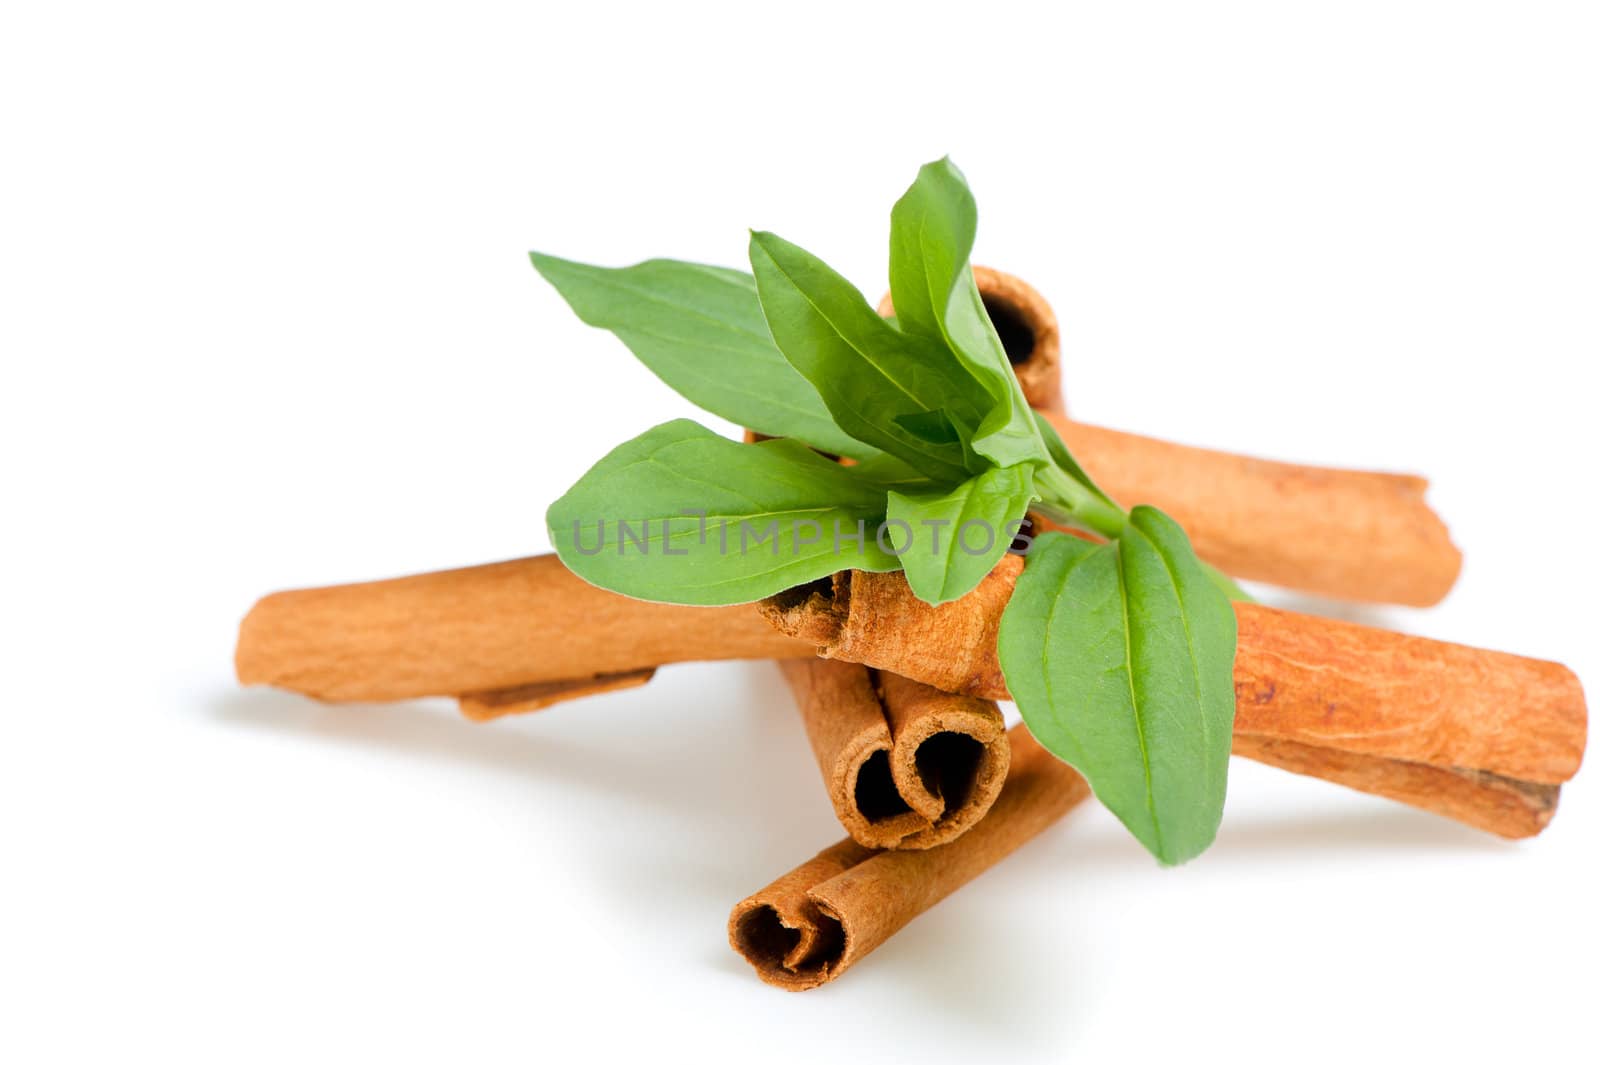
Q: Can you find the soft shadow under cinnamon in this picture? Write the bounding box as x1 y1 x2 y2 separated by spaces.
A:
208 665 1507 1027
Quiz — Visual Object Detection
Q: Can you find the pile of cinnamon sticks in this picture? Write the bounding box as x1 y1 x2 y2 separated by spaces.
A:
236 268 1586 990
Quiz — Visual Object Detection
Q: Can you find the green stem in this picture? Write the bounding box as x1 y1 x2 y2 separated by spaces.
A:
1033 464 1128 539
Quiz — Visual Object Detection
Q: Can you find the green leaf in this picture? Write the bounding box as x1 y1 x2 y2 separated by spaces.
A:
530 253 873 460
747 230 989 482
998 508 1238 865
888 158 1048 469
885 158 977 342
886 464 1037 605
547 420 903 606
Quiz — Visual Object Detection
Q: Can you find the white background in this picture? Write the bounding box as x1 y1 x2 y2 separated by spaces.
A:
4 2 1597 1061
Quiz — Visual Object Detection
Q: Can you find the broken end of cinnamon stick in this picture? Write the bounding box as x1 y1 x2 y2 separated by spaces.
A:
457 669 658 722
759 575 850 646
761 558 1023 701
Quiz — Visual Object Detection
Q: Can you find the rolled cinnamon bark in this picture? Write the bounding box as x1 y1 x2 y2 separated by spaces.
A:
729 725 1090 990
900 266 1461 606
760 557 1586 824
779 659 1010 850
234 553 809 706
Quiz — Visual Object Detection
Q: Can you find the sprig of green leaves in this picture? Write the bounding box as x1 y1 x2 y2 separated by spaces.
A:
533 157 1240 864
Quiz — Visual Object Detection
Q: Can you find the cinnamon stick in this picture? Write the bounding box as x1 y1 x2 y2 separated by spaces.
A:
760 556 1587 790
892 267 1461 606
779 659 1010 850
1048 416 1460 606
234 553 808 706
729 725 1090 990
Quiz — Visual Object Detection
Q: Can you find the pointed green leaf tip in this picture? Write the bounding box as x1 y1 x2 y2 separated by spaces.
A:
887 157 1050 470
528 251 872 460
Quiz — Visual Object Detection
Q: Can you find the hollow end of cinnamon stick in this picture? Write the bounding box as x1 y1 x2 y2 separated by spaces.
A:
878 671 1010 847
877 265 1063 414
728 840 865 991
761 575 850 646
779 660 1010 850
729 727 1092 990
